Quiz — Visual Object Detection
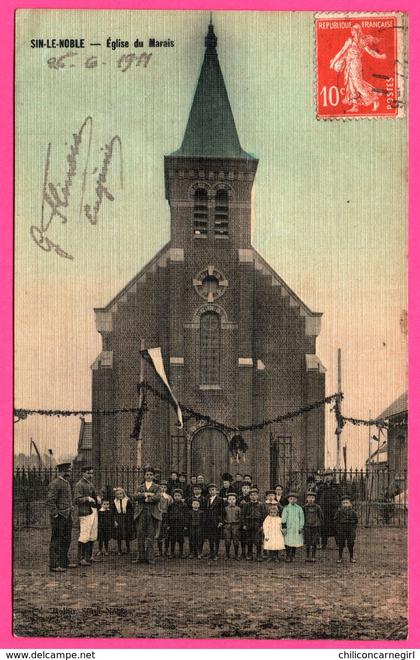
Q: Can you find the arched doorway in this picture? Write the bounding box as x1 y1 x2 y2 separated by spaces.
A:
191 427 229 484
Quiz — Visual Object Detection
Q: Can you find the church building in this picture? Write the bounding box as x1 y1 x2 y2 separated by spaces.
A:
91 22 326 491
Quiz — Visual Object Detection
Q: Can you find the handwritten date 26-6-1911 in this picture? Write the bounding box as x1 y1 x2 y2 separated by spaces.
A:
30 116 123 260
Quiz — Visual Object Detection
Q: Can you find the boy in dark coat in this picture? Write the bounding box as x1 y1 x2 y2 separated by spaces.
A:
167 489 187 558
219 478 233 503
223 492 241 560
205 483 224 560
303 491 324 562
241 487 266 561
238 483 251 558
168 471 180 496
319 470 341 548
186 484 207 510
334 495 358 563
111 487 134 555
187 498 205 558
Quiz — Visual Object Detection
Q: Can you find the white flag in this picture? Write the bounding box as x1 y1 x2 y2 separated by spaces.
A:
143 347 184 428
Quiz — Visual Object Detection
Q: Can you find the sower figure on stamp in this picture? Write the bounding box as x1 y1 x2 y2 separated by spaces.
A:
74 465 100 566
132 464 161 565
329 24 386 113
46 462 77 572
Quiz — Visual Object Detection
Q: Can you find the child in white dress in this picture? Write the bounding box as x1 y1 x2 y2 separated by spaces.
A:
263 503 285 561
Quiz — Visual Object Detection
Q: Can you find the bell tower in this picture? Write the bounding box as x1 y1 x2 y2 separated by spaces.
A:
164 21 259 254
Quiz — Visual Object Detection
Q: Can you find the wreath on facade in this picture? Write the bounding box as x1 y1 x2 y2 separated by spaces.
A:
229 434 248 462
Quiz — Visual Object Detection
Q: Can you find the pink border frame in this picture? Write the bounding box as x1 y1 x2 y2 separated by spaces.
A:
0 0 418 649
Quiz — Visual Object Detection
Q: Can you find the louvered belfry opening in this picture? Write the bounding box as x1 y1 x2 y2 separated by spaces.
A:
214 189 229 236
193 188 209 236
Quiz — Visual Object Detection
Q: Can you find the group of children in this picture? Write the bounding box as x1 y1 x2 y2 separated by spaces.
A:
96 474 358 564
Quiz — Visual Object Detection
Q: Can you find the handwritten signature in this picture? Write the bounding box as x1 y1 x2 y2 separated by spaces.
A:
30 116 123 260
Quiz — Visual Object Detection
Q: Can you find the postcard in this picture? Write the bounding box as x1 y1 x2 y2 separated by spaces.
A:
11 6 410 645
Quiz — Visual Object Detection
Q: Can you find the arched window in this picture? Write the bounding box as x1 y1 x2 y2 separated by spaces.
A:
193 188 208 236
200 312 221 386
214 189 229 237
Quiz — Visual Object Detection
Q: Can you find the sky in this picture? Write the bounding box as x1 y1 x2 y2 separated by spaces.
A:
14 10 407 467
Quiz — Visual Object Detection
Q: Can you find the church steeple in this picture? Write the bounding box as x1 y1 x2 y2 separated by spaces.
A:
172 22 255 159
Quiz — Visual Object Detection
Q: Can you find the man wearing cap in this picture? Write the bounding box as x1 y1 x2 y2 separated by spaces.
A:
46 463 77 572
74 466 100 566
318 470 341 549
205 484 224 560
133 465 162 564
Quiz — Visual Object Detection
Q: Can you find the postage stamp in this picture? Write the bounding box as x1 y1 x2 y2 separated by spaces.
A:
315 13 405 119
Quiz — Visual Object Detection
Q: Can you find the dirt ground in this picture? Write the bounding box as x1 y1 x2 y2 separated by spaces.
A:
13 526 407 640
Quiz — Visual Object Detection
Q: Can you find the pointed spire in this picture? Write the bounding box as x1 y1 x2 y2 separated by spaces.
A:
172 21 255 159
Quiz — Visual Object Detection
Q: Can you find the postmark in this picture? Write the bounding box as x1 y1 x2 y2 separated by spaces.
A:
315 13 405 119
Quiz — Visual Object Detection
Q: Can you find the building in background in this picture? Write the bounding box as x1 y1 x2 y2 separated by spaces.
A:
73 418 93 467
377 391 408 488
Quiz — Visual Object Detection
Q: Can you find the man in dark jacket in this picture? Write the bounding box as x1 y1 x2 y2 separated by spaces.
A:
133 464 162 565
318 470 341 549
74 465 100 565
46 463 77 572
205 484 224 560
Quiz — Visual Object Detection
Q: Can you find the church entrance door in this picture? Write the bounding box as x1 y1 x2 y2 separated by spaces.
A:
191 427 229 485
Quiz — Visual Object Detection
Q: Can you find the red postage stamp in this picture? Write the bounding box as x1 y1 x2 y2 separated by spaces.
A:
315 13 405 119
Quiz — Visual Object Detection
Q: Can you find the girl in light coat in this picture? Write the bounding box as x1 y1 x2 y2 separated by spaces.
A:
263 503 285 561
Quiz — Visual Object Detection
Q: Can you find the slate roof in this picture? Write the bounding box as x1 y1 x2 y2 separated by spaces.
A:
377 391 408 421
78 418 92 451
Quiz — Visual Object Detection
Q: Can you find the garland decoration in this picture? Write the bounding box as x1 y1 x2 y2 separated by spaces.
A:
136 381 343 433
14 383 407 434
229 434 249 461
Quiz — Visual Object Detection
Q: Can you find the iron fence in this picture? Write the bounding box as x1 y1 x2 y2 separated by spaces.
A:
13 465 407 528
